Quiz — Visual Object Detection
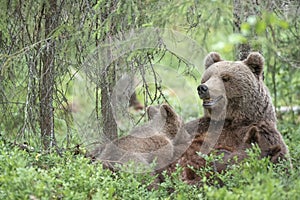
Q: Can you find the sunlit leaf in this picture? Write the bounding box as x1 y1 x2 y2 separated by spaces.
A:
255 21 266 34
241 23 251 35
247 15 257 25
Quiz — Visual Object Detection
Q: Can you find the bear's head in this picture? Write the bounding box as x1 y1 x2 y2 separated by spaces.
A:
197 52 276 123
146 104 192 160
146 104 183 139
214 126 282 172
243 126 283 163
180 125 283 183
91 104 187 171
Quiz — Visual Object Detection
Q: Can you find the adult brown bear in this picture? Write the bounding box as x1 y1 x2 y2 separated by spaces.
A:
178 52 290 183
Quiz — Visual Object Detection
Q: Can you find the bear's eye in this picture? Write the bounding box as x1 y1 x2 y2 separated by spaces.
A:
221 75 231 82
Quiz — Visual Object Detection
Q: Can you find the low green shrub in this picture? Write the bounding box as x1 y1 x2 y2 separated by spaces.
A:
0 121 299 199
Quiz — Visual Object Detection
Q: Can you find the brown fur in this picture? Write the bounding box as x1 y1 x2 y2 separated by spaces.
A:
90 104 191 171
178 120 288 184
218 124 286 170
173 52 290 184
199 52 276 123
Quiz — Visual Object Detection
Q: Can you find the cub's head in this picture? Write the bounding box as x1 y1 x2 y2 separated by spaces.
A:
243 126 283 163
146 104 183 139
215 126 282 172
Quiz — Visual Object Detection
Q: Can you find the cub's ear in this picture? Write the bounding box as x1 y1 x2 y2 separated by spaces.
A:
160 104 181 138
243 52 264 77
146 105 160 120
267 145 281 158
160 104 177 121
244 126 260 144
204 52 223 69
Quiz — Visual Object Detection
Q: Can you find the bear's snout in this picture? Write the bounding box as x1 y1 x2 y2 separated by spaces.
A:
197 84 209 99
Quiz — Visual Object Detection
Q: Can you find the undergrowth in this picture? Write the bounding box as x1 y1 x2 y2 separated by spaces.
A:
0 122 299 200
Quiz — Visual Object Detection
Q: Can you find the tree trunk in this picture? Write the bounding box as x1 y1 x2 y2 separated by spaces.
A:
40 0 57 150
100 33 118 140
100 61 118 141
233 0 261 60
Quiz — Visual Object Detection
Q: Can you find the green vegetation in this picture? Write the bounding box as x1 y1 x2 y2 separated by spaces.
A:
0 0 299 199
1 122 299 199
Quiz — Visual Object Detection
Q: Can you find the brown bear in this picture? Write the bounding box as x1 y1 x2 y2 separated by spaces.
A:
212 124 284 172
90 104 191 171
177 52 290 183
179 124 283 185
197 51 276 123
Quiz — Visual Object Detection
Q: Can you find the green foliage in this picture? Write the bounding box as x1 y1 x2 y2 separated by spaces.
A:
0 0 300 198
194 142 299 200
1 120 299 199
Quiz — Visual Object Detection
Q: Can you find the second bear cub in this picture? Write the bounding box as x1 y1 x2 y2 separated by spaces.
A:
91 104 191 171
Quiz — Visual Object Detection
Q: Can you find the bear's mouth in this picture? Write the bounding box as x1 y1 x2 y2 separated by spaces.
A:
202 96 223 107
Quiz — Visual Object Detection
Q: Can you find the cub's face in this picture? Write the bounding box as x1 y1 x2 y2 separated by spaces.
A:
213 126 282 172
146 104 183 139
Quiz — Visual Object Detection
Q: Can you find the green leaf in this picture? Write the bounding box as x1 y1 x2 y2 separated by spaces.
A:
241 23 251 35
255 21 266 34
278 20 289 29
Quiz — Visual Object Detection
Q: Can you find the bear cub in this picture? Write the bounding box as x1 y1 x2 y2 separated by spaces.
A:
91 104 191 171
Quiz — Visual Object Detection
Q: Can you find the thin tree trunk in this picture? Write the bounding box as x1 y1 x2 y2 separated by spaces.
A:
100 39 118 140
233 0 261 60
40 0 57 149
100 68 118 140
96 2 119 141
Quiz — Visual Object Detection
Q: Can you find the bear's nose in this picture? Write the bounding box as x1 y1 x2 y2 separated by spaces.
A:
197 84 209 99
197 84 208 93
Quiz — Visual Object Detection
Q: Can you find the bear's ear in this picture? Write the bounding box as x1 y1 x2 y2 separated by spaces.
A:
160 104 181 138
160 104 177 121
146 105 160 120
243 52 264 77
204 52 223 69
244 126 260 144
267 145 281 158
